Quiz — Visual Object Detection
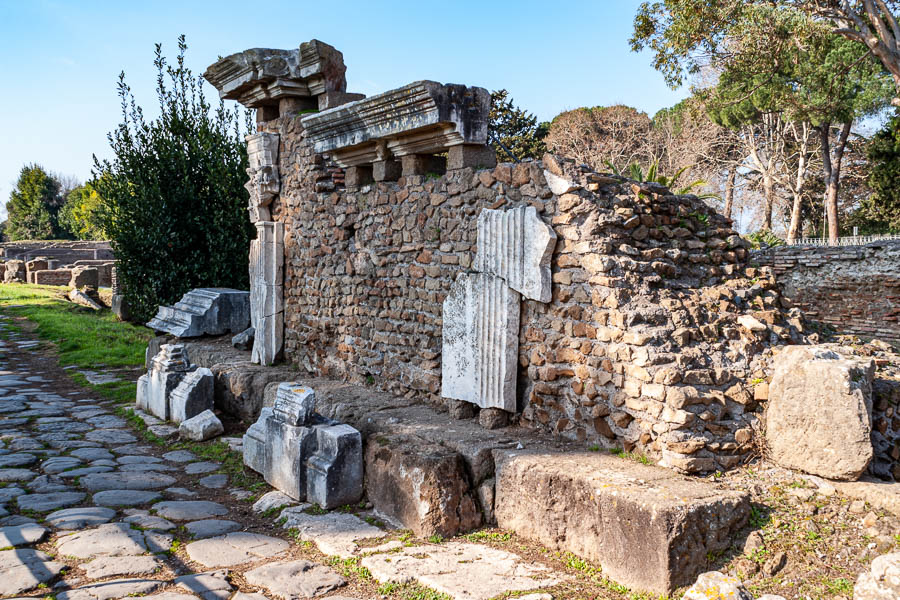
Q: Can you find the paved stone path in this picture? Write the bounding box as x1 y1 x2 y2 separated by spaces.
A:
0 315 565 600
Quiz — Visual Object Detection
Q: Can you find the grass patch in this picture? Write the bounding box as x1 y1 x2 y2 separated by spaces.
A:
463 530 511 543
0 284 150 369
609 448 652 465
326 556 372 580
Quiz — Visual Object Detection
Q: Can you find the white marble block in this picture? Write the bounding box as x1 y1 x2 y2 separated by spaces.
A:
243 407 273 474
250 221 284 366
146 344 191 421
169 367 214 424
474 205 556 303
306 424 363 509
441 272 521 412
272 383 316 426
245 132 280 223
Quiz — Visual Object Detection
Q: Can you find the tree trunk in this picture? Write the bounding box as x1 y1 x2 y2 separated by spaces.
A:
723 165 737 220
762 173 775 231
818 121 852 243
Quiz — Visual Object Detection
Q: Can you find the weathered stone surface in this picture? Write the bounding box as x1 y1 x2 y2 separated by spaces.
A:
280 508 384 558
767 345 875 480
80 471 176 491
185 532 290 567
68 288 102 310
253 490 297 514
17 491 85 512
0 548 65 596
123 513 176 531
473 206 556 303
203 40 348 108
273 383 316 425
56 523 149 558
307 424 363 509
494 450 750 595
682 572 752 600
250 222 284 366
245 132 281 222
266 417 317 500
244 407 272 473
149 288 250 338
170 367 214 424
0 468 36 482
175 569 233 598
854 552 900 600
232 327 255 351
361 542 562 600
365 434 480 537
244 559 345 599
56 578 163 600
146 344 191 421
302 81 490 169
441 272 520 412
184 519 241 539
46 506 116 529
0 523 46 547
179 409 224 441
153 500 228 521
163 450 197 462
93 490 162 506
80 555 164 578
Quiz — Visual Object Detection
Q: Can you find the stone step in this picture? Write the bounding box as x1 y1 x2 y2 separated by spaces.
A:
147 288 250 338
493 450 750 595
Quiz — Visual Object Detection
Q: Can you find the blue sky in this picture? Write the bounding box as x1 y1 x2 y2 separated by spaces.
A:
0 0 689 219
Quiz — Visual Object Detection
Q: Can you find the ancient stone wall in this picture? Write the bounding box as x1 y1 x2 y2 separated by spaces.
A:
258 113 802 473
754 241 900 343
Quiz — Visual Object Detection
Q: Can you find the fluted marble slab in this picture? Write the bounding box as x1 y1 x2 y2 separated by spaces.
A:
474 205 557 303
441 272 520 412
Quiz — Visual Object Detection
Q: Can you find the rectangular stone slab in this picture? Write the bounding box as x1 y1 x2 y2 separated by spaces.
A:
494 450 750 595
441 272 520 412
265 417 317 500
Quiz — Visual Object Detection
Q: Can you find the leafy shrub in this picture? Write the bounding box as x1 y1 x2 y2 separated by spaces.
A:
745 229 785 249
59 182 106 240
94 36 253 322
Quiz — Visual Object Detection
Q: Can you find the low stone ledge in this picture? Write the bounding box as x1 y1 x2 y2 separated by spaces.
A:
493 450 750 595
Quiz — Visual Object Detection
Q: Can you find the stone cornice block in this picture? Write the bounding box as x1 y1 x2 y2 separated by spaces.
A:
203 40 347 108
301 81 490 167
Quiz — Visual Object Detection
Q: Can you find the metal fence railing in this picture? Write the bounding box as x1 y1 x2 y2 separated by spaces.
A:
784 234 900 247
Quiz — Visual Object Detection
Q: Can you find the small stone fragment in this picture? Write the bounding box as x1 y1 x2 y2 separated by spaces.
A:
179 410 224 441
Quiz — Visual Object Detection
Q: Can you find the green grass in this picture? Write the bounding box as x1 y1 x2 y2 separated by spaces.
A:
0 283 150 404
0 284 150 368
463 531 511 543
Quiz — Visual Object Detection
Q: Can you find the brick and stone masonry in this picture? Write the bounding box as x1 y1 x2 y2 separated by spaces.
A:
754 240 900 343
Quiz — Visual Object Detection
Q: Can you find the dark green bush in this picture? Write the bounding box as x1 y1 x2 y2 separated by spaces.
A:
94 36 253 322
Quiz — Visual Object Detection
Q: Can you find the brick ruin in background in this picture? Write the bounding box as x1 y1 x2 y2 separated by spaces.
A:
203 40 900 480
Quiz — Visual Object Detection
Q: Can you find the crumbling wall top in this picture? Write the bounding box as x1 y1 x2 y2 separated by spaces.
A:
203 39 347 108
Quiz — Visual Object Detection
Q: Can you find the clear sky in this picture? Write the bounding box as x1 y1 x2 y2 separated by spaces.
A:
0 0 688 220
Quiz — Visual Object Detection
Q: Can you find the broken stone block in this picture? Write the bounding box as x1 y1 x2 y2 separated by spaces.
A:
69 266 98 289
169 367 214 424
232 327 254 351
365 434 481 537
473 205 557 303
245 132 280 223
265 417 318 501
301 81 490 169
136 374 149 412
203 40 348 109
767 345 875 481
441 272 520 412
854 551 900 600
146 344 191 421
148 288 251 338
68 288 102 311
306 424 363 509
447 144 497 170
243 407 273 474
179 409 224 441
682 572 752 600
272 383 316 426
3 260 25 283
494 450 749 595
250 222 284 366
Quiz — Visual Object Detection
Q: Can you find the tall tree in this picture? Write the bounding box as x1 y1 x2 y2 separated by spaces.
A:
634 2 892 240
5 164 63 241
488 90 547 162
856 113 900 230
59 182 107 240
544 105 656 172
94 36 252 322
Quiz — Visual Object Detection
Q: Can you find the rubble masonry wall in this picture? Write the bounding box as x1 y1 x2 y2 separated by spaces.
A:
260 113 804 473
